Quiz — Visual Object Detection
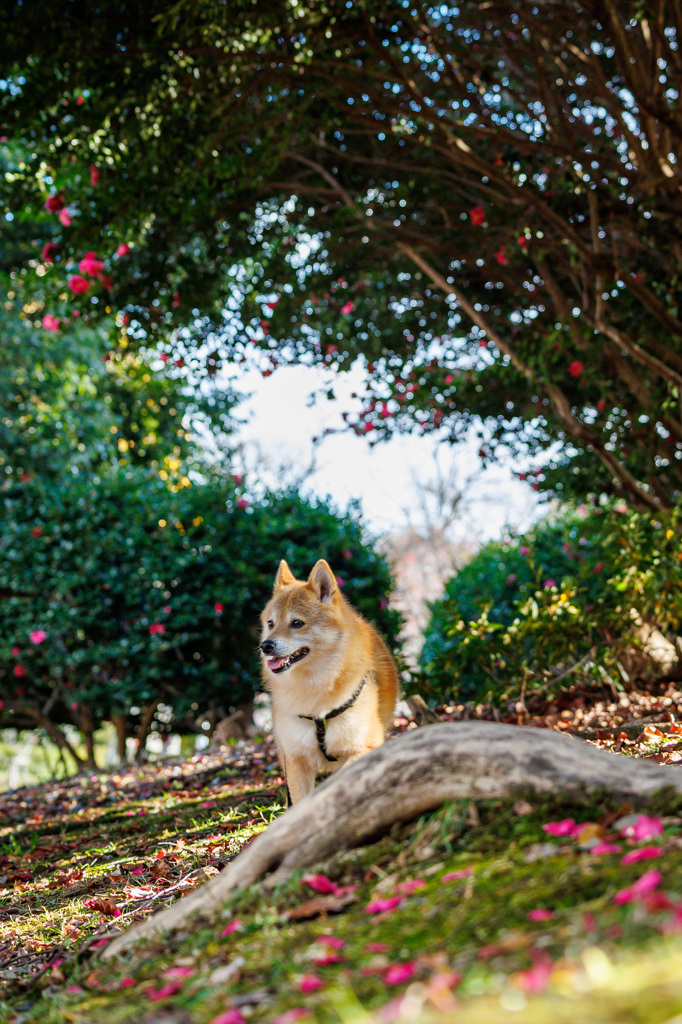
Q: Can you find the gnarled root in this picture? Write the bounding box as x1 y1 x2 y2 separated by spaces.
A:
102 721 682 959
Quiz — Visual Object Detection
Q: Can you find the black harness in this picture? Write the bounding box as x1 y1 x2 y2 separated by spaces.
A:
298 673 373 762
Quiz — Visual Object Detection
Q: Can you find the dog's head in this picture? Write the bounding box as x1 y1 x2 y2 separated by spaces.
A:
259 559 343 677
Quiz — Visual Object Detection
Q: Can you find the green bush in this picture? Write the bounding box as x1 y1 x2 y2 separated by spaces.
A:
420 503 682 705
0 469 402 733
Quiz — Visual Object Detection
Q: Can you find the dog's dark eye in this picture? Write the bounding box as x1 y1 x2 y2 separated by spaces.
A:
290 619 305 629
267 620 274 629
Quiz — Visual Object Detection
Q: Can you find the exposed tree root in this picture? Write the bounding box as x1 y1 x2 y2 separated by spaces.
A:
102 721 682 960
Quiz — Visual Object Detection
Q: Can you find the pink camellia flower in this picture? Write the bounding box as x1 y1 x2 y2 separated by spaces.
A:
214 603 224 614
542 819 576 837
384 961 417 986
620 814 663 843
613 868 662 905
568 360 584 378
236 499 250 510
41 241 59 263
340 300 355 315
30 630 47 644
469 205 486 225
58 208 73 227
13 664 26 677
543 579 557 589
79 251 104 276
11 647 20 656
115 242 131 257
621 846 662 865
149 623 165 636
42 314 60 333
68 274 90 295
298 974 324 994
364 895 403 914
519 545 530 555
527 909 554 921
45 193 64 213
495 246 509 265
76 95 85 105
232 474 243 485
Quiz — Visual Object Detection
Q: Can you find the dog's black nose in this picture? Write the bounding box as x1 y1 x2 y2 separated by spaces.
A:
260 639 275 655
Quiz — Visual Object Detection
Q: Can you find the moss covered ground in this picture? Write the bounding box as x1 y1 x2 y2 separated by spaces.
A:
3 729 682 1024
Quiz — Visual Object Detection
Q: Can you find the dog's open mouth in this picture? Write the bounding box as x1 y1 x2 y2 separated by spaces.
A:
267 647 310 674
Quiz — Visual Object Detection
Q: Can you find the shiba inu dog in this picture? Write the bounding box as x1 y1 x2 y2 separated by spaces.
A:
260 559 399 804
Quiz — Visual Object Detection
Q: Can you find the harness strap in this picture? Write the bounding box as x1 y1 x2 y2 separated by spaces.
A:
299 672 373 763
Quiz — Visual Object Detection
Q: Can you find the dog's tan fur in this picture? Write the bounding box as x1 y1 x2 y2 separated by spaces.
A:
260 559 399 804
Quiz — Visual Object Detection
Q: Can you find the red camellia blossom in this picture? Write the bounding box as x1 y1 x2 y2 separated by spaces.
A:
13 664 26 677
115 243 131 257
149 623 165 635
41 242 59 263
340 300 355 315
214 603 224 614
68 275 91 295
79 251 104 276
568 360 584 377
469 205 486 225
495 246 509 265
236 499 250 509
58 208 73 227
44 193 64 213
90 164 100 186
42 314 60 333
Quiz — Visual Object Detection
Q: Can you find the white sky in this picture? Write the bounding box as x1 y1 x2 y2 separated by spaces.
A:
232 362 542 546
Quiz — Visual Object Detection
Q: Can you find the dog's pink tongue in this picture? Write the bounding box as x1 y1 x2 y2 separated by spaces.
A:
267 656 286 671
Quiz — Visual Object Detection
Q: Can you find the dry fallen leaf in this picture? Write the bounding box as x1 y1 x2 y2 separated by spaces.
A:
282 891 357 921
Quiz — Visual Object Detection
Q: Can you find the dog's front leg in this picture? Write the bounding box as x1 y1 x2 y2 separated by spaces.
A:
285 755 316 804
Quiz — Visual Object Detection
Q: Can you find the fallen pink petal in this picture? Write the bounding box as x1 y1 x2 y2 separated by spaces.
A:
272 1010 310 1024
219 919 243 937
299 974 324 994
384 961 417 986
315 935 345 949
364 896 403 914
614 868 663 905
208 1011 246 1024
395 879 426 895
591 842 622 855
621 846 662 865
301 874 339 895
442 866 473 882
542 819 576 836
516 954 553 993
620 815 663 842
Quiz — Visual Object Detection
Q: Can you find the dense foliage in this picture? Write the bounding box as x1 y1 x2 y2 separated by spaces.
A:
420 503 682 704
1 0 681 508
0 470 402 762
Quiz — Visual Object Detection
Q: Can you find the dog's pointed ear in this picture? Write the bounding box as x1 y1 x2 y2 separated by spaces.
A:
308 559 338 604
274 559 297 592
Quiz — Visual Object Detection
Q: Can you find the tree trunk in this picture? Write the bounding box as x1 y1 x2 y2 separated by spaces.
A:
102 720 682 960
133 700 159 763
79 704 98 770
111 713 128 763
